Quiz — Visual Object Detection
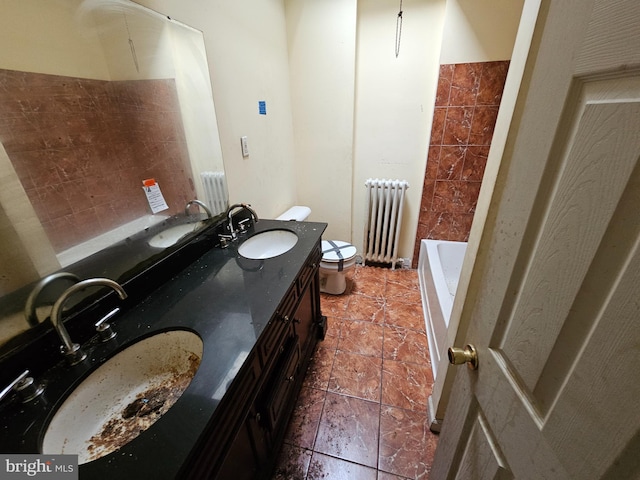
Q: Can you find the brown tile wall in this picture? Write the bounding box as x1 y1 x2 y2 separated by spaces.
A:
412 61 509 266
0 69 195 253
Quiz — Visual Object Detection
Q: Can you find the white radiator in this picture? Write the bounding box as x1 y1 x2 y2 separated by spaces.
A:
363 178 409 269
201 171 228 216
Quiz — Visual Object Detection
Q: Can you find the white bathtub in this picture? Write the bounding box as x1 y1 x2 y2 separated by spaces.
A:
418 239 468 381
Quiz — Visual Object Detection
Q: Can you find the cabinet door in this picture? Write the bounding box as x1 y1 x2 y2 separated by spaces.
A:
215 421 258 480
293 279 314 356
263 335 300 432
246 404 269 469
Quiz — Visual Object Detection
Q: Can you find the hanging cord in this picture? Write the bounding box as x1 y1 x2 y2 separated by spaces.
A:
395 0 403 58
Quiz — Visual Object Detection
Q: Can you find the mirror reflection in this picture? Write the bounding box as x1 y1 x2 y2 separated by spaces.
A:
0 0 227 345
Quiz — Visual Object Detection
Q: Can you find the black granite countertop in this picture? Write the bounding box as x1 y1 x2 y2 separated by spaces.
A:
0 219 326 479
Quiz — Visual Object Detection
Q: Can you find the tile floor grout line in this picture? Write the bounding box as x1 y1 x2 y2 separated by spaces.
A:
306 386 326 479
275 267 435 479
376 307 387 475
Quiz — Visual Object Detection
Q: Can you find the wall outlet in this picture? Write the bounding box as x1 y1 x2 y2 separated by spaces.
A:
240 136 249 157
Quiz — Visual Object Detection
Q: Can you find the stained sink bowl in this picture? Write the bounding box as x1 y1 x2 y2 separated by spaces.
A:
42 330 203 464
238 230 298 260
148 222 204 248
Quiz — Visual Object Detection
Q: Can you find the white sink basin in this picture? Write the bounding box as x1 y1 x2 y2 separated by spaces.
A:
238 230 298 259
148 222 204 248
42 330 203 464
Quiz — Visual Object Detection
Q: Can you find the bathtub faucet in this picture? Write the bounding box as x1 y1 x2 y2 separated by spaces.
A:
51 278 128 365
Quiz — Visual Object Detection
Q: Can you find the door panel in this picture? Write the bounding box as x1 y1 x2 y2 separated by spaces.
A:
455 403 512 480
433 0 640 478
499 88 640 392
534 132 640 416
542 237 640 477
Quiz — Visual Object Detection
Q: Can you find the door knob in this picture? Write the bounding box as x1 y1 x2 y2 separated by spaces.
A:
448 344 478 370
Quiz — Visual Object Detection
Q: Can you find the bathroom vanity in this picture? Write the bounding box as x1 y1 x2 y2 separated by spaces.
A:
0 217 327 479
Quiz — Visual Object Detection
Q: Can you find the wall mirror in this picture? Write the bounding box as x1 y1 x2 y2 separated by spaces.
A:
0 0 227 346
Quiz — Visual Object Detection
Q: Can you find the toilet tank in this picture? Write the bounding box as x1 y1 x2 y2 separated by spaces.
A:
276 206 311 222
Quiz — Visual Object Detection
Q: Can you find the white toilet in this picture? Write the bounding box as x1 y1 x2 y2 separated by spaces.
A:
275 206 357 295
320 240 357 295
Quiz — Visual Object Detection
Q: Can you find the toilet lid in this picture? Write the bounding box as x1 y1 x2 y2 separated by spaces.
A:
321 240 357 263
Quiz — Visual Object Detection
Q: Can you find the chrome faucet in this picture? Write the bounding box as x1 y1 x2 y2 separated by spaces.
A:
50 278 127 365
226 203 259 239
185 199 213 219
24 272 80 327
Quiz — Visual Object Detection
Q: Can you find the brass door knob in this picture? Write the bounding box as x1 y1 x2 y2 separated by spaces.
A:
448 344 478 370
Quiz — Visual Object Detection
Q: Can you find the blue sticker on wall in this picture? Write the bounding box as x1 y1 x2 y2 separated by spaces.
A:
258 101 266 115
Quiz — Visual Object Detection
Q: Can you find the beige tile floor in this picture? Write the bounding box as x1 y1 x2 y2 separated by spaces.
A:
272 265 438 480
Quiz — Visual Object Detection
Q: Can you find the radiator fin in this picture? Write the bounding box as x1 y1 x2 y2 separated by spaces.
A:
363 178 409 269
201 171 228 216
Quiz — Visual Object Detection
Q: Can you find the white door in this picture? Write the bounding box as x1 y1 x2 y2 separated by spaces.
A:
432 0 640 478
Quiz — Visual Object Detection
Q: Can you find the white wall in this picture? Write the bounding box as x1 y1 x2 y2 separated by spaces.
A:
0 0 525 276
138 0 298 219
93 4 175 80
166 22 225 207
143 0 447 260
133 0 520 261
0 0 108 78
285 0 357 241
352 0 446 259
282 0 446 259
439 0 524 64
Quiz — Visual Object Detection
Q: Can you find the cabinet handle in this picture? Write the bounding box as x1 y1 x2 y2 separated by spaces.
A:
286 375 295 383
255 412 261 423
282 315 290 324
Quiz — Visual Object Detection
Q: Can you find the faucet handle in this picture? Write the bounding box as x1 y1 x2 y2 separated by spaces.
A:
0 370 44 404
95 308 120 342
218 234 233 248
238 218 251 234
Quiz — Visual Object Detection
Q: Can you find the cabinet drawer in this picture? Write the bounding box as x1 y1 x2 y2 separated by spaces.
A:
262 335 300 432
297 242 321 294
258 285 297 368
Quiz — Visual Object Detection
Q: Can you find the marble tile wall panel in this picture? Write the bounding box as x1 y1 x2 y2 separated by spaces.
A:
0 69 194 253
412 61 509 266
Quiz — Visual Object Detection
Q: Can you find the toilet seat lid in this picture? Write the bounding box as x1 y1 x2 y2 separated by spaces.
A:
321 240 357 262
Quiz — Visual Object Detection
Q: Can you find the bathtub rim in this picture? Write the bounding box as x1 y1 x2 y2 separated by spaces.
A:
418 239 468 379
429 240 468 323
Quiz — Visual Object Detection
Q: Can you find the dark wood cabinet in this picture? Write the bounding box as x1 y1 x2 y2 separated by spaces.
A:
215 420 259 480
262 334 300 432
195 240 323 480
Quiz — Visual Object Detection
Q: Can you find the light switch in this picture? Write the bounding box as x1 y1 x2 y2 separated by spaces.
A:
241 136 249 157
